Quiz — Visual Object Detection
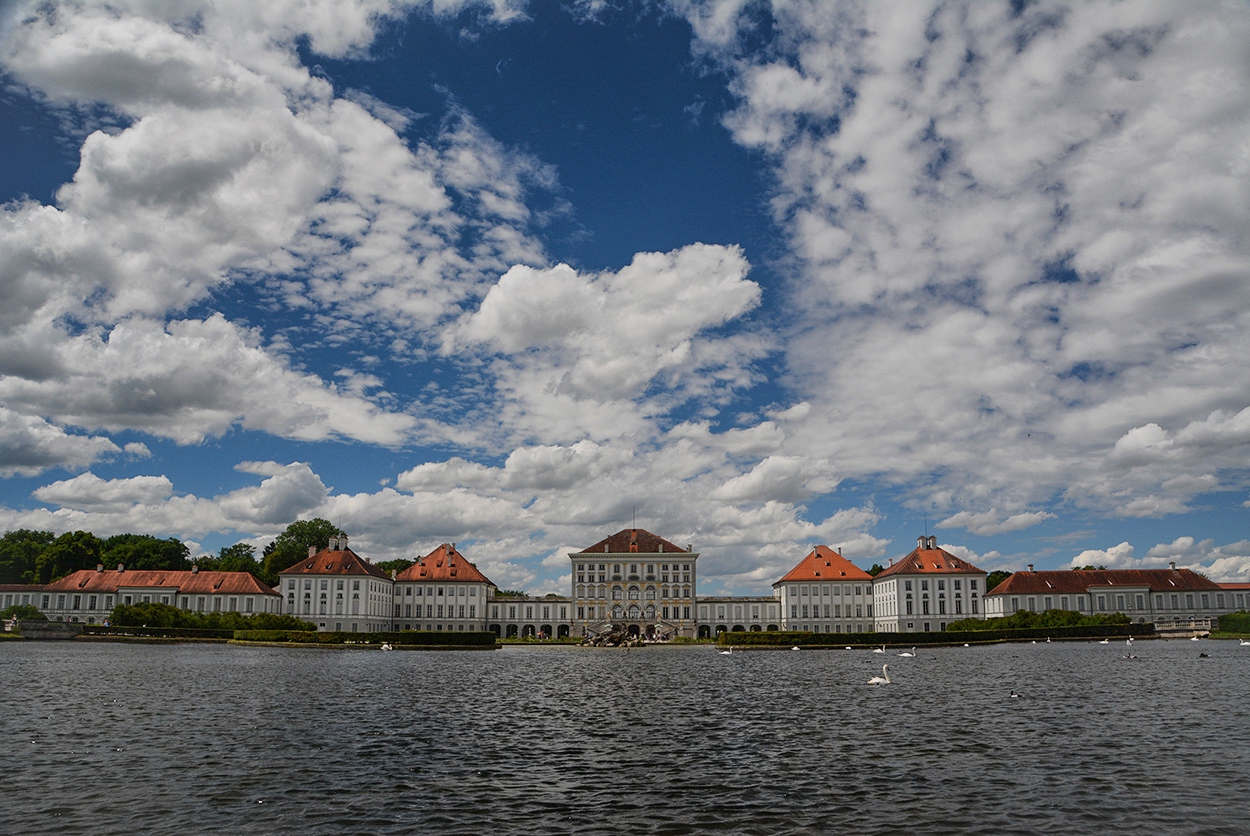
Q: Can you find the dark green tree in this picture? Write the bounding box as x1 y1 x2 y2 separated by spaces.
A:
260 519 344 586
102 534 190 571
35 531 104 583
1 603 46 621
0 529 56 584
196 542 263 576
375 558 414 576
985 570 1012 593
867 563 885 576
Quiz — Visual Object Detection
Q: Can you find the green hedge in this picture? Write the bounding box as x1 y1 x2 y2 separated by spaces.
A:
232 629 497 647
81 625 235 640
1216 611 1250 634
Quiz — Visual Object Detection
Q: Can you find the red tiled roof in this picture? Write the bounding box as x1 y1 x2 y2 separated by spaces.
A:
1219 582 1250 591
279 547 390 579
774 545 872 586
578 529 691 555
395 543 495 586
42 568 279 596
874 542 986 579
989 568 1223 596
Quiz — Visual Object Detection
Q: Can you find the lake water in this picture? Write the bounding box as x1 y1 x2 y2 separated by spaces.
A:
3 639 1249 835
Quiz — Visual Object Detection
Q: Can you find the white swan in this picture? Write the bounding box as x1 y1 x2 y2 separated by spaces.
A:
1240 639 1250 646
791 646 801 651
873 644 885 654
868 664 891 686
718 645 734 655
1098 638 1110 644
899 647 916 657
380 642 393 651
1191 636 1200 642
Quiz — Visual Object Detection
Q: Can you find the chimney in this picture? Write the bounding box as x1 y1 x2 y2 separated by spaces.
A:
1028 564 1034 572
888 558 894 566
837 546 842 556
339 535 348 550
192 565 199 574
96 564 103 573
687 544 692 553
117 564 124 573
1170 561 1177 570
308 545 317 558
918 535 928 549
928 536 938 549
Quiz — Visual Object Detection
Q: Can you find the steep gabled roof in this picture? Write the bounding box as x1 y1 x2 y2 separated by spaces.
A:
42 568 279 596
395 543 495 586
279 547 389 579
774 545 872 587
988 568 1222 596
875 538 986 579
577 529 691 555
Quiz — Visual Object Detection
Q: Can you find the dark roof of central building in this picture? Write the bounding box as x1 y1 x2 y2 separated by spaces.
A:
774 545 873 586
577 529 692 555
279 546 389 579
987 567 1222 596
874 536 986 579
42 567 279 596
395 543 494 585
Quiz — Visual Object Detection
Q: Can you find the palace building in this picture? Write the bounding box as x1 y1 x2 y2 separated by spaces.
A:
983 564 1236 627
872 536 987 633
13 529 1247 639
569 529 698 638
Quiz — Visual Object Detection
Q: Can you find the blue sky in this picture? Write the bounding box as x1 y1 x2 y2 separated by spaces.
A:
1 0 1249 595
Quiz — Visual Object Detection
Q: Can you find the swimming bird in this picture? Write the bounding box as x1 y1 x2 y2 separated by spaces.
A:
1191 636 1201 642
868 664 891 686
1199 652 1210 658
1240 639 1250 646
791 646 801 651
380 643 393 651
873 644 885 654
899 647 916 657
1010 690 1020 698
1098 638 1110 644
719 646 734 655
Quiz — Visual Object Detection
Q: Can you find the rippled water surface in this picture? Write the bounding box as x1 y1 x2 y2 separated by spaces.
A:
4 639 1250 835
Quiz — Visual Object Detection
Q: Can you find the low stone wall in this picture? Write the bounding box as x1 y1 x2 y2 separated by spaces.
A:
16 621 84 640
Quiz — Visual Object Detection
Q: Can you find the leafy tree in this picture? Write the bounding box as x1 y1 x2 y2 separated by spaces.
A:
867 563 885 577
109 601 314 631
102 534 190 572
1 603 46 621
36 531 104 583
495 589 526 597
0 529 56 584
375 558 414 576
260 519 344 586
985 570 1012 593
196 542 263 576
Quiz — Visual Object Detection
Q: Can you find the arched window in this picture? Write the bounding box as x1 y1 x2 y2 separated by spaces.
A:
612 587 622 600
645 586 656 600
628 586 640 601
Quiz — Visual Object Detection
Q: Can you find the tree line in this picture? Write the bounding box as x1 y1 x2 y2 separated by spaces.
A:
0 518 414 588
